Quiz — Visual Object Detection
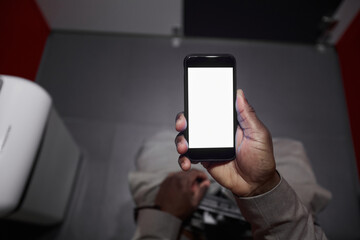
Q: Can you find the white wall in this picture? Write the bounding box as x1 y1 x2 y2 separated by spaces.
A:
329 0 360 44
36 0 182 35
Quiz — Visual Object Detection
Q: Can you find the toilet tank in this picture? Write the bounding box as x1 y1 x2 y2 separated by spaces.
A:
0 75 52 217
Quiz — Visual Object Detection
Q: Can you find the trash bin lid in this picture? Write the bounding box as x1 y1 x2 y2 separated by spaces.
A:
0 75 51 217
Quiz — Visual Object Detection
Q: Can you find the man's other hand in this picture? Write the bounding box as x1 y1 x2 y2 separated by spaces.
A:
155 169 210 220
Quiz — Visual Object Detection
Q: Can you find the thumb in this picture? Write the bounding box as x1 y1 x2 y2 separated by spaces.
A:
236 89 264 135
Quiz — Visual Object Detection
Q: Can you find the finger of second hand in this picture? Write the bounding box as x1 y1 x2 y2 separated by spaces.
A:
192 179 210 201
190 170 207 182
192 180 209 196
188 171 208 192
200 179 211 189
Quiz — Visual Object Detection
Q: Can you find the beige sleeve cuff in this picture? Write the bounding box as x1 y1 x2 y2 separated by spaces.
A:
132 209 182 240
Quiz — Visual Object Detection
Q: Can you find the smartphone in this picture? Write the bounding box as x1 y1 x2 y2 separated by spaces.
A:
184 54 237 161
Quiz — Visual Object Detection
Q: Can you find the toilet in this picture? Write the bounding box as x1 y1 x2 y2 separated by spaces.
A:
0 75 80 225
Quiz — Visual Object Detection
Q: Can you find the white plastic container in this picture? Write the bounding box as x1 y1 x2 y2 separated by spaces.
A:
0 75 80 225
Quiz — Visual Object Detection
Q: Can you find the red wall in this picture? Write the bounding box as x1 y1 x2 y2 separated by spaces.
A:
336 11 360 179
0 0 50 81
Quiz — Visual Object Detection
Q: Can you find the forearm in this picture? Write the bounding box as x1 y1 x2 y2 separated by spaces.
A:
235 176 327 240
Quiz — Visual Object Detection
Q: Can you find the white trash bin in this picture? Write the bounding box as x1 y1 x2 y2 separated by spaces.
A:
0 75 80 225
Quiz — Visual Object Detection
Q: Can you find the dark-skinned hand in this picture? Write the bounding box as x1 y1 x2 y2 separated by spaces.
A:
175 89 280 197
155 169 210 220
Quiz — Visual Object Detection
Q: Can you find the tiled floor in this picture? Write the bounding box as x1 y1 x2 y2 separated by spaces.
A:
1 32 359 239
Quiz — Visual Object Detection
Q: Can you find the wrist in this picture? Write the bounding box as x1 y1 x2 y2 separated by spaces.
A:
134 205 161 221
248 171 280 197
232 171 280 197
155 203 187 220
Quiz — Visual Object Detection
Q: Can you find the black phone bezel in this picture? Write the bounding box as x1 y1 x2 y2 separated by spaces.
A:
184 54 237 162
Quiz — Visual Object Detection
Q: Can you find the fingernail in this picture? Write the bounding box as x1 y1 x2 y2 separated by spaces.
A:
181 161 185 169
175 112 183 123
237 89 244 98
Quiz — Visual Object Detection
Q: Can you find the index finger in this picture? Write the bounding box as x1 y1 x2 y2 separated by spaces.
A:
187 169 208 184
175 112 187 132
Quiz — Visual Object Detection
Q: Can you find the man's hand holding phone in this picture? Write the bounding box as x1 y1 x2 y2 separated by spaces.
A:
175 89 280 197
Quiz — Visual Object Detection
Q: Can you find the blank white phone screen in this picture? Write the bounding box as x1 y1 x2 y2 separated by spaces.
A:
188 67 234 148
